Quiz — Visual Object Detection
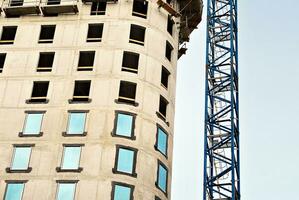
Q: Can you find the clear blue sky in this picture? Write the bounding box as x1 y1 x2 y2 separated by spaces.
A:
172 0 299 199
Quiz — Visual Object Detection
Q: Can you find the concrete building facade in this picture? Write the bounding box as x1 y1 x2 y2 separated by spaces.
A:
0 0 202 199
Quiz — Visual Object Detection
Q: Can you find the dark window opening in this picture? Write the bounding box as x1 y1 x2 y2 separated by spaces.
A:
77 51 95 71
167 15 174 35
87 24 103 42
47 0 61 5
165 41 173 61
129 24 145 46
39 25 55 43
161 66 170 89
159 95 168 119
10 0 24 6
122 51 139 73
72 80 91 102
90 2 106 15
37 52 54 72
132 0 148 19
118 81 137 104
0 53 6 73
30 81 49 103
0 26 17 45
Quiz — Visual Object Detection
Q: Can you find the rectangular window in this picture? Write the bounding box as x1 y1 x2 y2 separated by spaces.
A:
39 25 55 43
77 51 95 71
165 41 173 61
60 145 82 171
37 52 54 72
56 181 77 200
114 112 135 139
0 53 6 73
112 182 134 200
158 95 168 119
22 112 44 136
0 26 17 45
29 81 49 103
167 15 174 35
132 0 148 18
114 145 137 176
161 66 170 89
155 126 168 156
118 81 137 105
87 24 103 42
10 146 32 171
122 51 139 73
90 2 106 15
129 24 145 46
10 0 24 6
4 182 25 200
71 80 91 102
156 161 168 194
66 112 87 135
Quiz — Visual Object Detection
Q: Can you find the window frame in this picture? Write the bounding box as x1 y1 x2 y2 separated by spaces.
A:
19 111 45 137
154 124 169 157
63 110 89 137
167 15 174 36
6 144 35 173
38 25 56 44
4 180 27 200
132 0 148 19
56 144 84 172
55 180 78 200
26 81 50 104
37 52 55 72
77 51 95 71
69 80 92 103
113 145 138 177
121 51 139 74
155 160 168 196
0 26 17 45
129 24 146 46
156 95 169 125
161 66 170 89
111 181 135 200
165 41 173 62
90 1 106 15
116 80 138 106
86 23 103 42
112 110 136 140
0 53 7 73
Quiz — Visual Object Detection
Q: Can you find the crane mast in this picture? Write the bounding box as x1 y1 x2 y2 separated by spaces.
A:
203 0 240 199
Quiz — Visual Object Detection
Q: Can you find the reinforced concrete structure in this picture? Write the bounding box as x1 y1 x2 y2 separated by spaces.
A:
0 0 202 199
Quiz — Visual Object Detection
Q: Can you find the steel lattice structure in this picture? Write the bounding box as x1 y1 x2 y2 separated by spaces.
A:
203 0 240 199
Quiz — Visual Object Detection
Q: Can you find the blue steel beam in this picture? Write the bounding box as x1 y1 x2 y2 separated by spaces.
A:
203 0 240 199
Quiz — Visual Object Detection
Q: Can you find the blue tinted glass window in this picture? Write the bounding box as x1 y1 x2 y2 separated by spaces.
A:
56 183 76 200
117 148 135 174
11 147 31 170
23 113 43 135
157 164 167 192
61 147 81 170
114 184 131 200
67 113 86 134
116 113 133 137
5 183 24 200
157 128 167 155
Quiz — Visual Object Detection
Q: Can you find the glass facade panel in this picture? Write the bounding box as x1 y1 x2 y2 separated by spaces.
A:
23 113 43 135
116 113 133 137
114 184 131 200
56 183 76 200
11 147 31 170
61 147 81 170
157 128 167 155
117 148 134 174
4 183 24 200
157 164 167 193
67 113 86 134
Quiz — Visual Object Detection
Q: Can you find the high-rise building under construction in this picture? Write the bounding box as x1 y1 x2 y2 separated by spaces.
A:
0 0 202 199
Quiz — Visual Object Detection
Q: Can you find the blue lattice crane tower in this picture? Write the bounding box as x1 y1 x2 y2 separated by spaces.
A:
203 0 240 199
